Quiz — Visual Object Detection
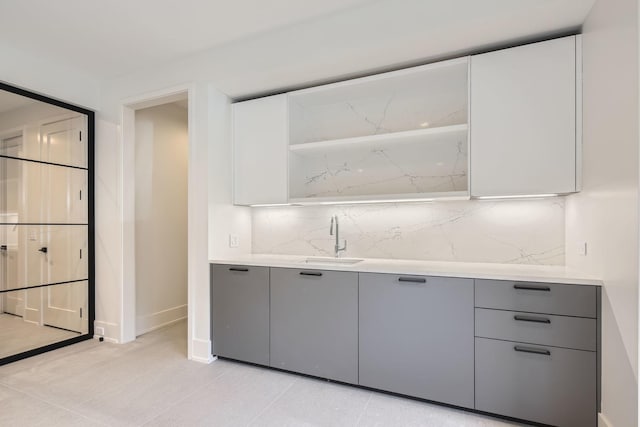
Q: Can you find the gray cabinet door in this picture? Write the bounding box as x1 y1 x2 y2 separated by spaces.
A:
270 268 358 384
359 273 474 408
211 264 270 366
475 337 597 427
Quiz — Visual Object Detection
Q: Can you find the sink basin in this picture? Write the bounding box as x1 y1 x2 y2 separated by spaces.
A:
304 257 364 266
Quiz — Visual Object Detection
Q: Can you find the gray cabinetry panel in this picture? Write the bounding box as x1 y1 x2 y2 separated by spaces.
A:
475 279 597 318
359 273 474 408
475 308 597 351
475 337 597 427
270 268 358 384
212 264 270 366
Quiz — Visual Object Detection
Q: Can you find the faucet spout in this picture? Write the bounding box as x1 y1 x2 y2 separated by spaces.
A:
329 215 347 257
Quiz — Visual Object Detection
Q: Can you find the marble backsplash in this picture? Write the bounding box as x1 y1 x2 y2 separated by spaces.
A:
252 199 565 265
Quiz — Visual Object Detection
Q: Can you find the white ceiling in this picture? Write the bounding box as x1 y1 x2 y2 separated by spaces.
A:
0 90 37 114
1 0 596 99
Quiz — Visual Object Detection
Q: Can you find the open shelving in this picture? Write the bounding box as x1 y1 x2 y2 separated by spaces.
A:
287 58 470 203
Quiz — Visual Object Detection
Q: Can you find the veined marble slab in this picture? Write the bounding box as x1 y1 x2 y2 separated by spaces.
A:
252 199 565 265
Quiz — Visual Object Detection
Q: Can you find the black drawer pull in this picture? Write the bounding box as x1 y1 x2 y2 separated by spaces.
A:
300 271 322 277
228 267 249 272
513 284 551 292
398 277 426 283
514 315 551 324
0 245 6 251
514 345 551 356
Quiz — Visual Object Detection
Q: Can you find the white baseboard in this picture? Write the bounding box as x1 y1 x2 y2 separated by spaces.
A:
94 320 120 343
191 337 213 363
93 335 119 343
23 307 40 324
599 412 613 427
136 304 187 336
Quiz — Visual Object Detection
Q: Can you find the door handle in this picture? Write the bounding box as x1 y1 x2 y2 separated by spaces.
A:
514 315 551 324
38 247 48 254
398 277 426 283
514 345 551 356
513 284 550 292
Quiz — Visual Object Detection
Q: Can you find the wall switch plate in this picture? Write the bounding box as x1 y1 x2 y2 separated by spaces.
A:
229 234 240 248
577 242 588 256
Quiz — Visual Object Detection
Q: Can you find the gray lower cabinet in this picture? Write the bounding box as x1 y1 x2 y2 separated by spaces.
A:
270 268 358 384
211 264 270 366
359 273 475 408
475 337 597 427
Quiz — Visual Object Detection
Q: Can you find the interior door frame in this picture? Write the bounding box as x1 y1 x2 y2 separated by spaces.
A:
120 85 198 358
0 80 95 366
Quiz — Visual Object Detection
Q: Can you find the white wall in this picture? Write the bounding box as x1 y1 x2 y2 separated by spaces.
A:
134 103 188 336
95 60 251 359
0 42 100 110
565 0 638 425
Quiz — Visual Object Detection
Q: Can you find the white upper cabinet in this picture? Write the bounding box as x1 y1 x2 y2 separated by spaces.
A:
288 59 469 203
233 94 289 206
470 36 579 197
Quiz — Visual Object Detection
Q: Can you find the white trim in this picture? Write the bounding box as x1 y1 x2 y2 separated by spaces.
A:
94 320 120 343
575 34 583 192
598 412 613 427
191 337 214 364
135 304 187 336
119 84 194 355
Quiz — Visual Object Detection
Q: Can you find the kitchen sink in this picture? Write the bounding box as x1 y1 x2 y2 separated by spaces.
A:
304 257 364 266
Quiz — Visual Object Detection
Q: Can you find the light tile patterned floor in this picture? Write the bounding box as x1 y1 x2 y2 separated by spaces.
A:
0 321 523 426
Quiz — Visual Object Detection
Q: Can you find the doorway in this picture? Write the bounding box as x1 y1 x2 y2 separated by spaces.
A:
132 97 188 338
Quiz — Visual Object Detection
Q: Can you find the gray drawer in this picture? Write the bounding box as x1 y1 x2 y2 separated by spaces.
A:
475 308 597 351
475 337 597 427
475 279 597 318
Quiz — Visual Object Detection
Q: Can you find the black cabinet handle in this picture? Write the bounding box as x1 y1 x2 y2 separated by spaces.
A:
229 267 249 272
514 315 551 324
398 277 426 283
514 345 551 356
300 271 322 277
513 284 550 292
0 245 6 251
38 247 48 254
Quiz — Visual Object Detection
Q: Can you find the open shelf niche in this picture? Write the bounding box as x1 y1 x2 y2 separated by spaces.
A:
288 57 470 203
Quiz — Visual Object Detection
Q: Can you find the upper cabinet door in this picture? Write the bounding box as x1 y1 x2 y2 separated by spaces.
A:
470 36 578 197
233 94 288 206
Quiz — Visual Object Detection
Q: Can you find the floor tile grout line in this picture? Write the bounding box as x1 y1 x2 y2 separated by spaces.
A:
0 381 110 426
246 376 299 426
354 392 374 427
139 364 236 426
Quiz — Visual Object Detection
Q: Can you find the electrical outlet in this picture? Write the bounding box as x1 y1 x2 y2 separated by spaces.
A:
577 242 588 256
95 326 105 336
229 234 240 248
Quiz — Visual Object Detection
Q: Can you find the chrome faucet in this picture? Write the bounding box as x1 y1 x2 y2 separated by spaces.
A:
329 215 347 257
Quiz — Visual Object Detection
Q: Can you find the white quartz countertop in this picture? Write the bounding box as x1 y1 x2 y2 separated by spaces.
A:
209 254 602 286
